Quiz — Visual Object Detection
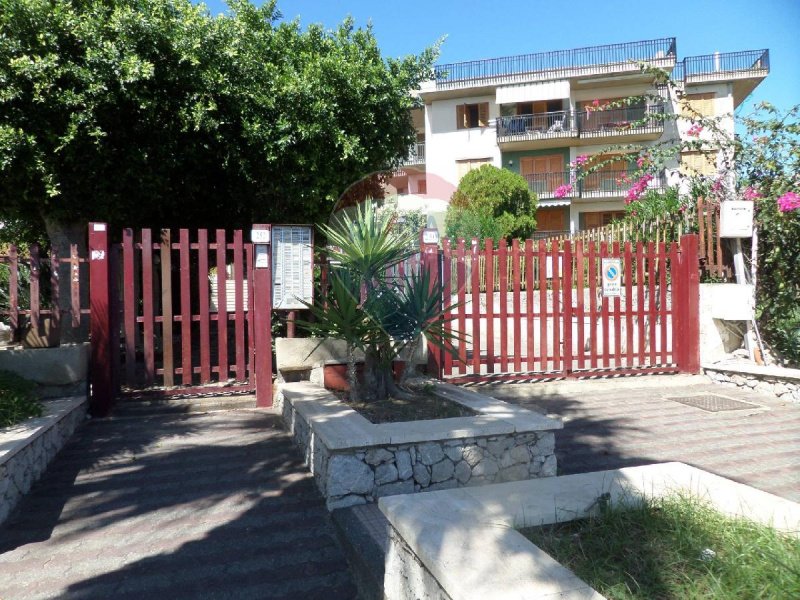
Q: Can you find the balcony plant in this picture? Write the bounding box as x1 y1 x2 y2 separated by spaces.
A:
300 201 458 403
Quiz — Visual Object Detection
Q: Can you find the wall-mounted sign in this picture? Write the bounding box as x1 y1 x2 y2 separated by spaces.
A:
251 228 271 244
720 201 754 238
422 228 440 244
602 257 622 297
272 226 314 310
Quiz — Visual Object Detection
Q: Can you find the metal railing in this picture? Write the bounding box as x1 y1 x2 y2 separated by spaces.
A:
576 104 665 135
401 142 425 166
524 171 572 197
434 37 676 86
497 111 573 139
673 49 769 82
580 170 666 198
497 104 665 142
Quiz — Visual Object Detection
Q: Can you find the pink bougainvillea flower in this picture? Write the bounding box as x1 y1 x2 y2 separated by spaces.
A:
625 174 653 203
636 155 649 168
553 184 573 198
777 191 800 213
687 123 703 137
592 99 600 107
742 186 762 201
575 154 589 166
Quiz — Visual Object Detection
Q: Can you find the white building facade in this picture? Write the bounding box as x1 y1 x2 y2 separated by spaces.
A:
401 38 768 237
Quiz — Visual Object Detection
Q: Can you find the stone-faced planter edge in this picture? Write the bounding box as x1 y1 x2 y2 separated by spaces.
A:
277 381 562 510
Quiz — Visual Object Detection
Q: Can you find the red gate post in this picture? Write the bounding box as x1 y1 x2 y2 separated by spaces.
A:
251 224 273 407
678 234 701 373
88 223 113 417
421 229 443 379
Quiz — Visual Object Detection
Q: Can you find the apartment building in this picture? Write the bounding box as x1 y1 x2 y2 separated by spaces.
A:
400 37 769 237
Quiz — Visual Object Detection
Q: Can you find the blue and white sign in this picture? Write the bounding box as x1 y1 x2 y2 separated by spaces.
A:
602 257 622 297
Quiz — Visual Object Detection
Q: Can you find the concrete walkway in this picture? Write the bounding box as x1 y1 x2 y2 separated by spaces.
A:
0 409 357 600
486 374 800 502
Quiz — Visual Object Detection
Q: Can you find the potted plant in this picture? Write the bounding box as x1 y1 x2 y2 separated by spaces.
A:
300 201 459 403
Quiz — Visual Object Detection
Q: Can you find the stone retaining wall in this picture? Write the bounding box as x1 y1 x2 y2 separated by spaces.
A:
705 366 800 405
279 382 561 511
0 397 86 524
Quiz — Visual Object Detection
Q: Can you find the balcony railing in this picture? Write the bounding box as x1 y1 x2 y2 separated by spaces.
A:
497 104 665 142
673 49 769 82
524 171 572 198
524 170 667 199
401 142 426 166
434 37 676 87
580 170 666 198
577 104 665 136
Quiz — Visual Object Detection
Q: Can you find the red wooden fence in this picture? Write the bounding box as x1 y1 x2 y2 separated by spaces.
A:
0 243 86 339
433 234 699 383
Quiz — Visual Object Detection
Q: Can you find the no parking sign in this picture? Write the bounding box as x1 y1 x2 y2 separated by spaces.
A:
602 257 622 297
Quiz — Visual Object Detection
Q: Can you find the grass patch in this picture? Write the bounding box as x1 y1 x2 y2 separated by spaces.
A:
0 370 42 427
520 492 800 600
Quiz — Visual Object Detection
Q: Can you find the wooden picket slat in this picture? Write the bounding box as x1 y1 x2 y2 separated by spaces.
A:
70 244 81 328
198 229 211 383
50 248 60 330
670 241 681 365
161 229 174 387
484 239 495 374
233 230 246 381
456 239 467 374
658 242 668 364
179 229 192 385
550 241 560 371
498 239 509 372
8 245 19 334
525 240 535 371
636 242 646 366
612 242 622 368
122 230 136 384
471 240 481 376
215 229 229 381
624 241 634 367
562 242 573 373
511 240 522 372
537 241 547 371
588 242 598 368
442 239 454 377
575 241 585 369
599 242 609 368
647 242 657 365
141 229 155 386
29 244 40 335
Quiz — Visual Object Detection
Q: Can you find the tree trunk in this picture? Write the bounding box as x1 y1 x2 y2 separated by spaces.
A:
43 217 89 343
362 347 391 403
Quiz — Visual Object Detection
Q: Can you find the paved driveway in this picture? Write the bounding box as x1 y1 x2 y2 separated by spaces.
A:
0 409 356 600
485 374 800 502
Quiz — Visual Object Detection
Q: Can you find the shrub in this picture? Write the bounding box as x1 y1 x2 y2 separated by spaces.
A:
445 165 537 242
0 370 41 427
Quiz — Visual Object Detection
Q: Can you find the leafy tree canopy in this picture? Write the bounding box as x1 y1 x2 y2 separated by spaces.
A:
0 0 437 238
445 164 537 242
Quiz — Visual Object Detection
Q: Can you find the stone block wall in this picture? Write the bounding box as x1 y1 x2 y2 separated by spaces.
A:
0 398 86 525
284 396 557 511
706 368 800 404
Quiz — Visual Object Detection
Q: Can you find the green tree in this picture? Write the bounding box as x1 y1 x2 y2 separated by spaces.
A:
0 0 436 239
445 164 537 242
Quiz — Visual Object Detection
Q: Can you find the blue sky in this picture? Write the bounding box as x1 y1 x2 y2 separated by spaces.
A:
201 0 799 113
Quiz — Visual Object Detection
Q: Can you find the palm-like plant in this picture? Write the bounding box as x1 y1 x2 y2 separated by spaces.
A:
301 202 459 403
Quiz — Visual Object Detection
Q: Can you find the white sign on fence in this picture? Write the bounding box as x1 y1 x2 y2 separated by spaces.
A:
720 201 754 238
272 226 314 310
602 257 622 297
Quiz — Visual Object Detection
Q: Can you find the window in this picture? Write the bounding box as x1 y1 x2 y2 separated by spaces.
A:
457 102 489 129
681 151 717 176
456 158 492 180
582 211 626 229
416 179 427 194
682 93 716 118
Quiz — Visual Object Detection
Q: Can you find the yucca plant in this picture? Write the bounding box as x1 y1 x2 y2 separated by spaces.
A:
301 202 460 403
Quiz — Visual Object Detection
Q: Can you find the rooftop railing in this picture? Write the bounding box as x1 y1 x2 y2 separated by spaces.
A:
673 49 769 82
434 38 676 87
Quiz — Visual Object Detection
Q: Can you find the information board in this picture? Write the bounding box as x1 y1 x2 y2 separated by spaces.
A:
272 226 314 310
720 201 754 238
602 257 622 297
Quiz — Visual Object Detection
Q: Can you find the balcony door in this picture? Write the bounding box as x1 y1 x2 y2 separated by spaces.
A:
521 154 565 195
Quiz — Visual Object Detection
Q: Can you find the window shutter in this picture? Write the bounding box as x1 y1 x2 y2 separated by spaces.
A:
478 102 489 127
456 105 466 130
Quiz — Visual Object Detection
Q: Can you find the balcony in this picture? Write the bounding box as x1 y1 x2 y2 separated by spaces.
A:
434 38 676 89
401 142 425 167
497 104 665 148
524 170 667 200
580 170 667 199
673 49 769 84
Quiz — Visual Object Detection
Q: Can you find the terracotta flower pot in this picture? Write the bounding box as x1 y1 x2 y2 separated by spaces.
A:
323 360 407 392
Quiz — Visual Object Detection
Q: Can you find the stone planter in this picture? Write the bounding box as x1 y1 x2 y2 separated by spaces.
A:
279 381 562 510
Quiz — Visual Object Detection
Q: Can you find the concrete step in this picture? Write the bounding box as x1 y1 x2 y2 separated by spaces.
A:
111 393 257 417
331 503 390 600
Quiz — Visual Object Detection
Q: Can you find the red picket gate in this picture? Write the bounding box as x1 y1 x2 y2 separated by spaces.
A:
89 223 273 416
426 234 700 384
